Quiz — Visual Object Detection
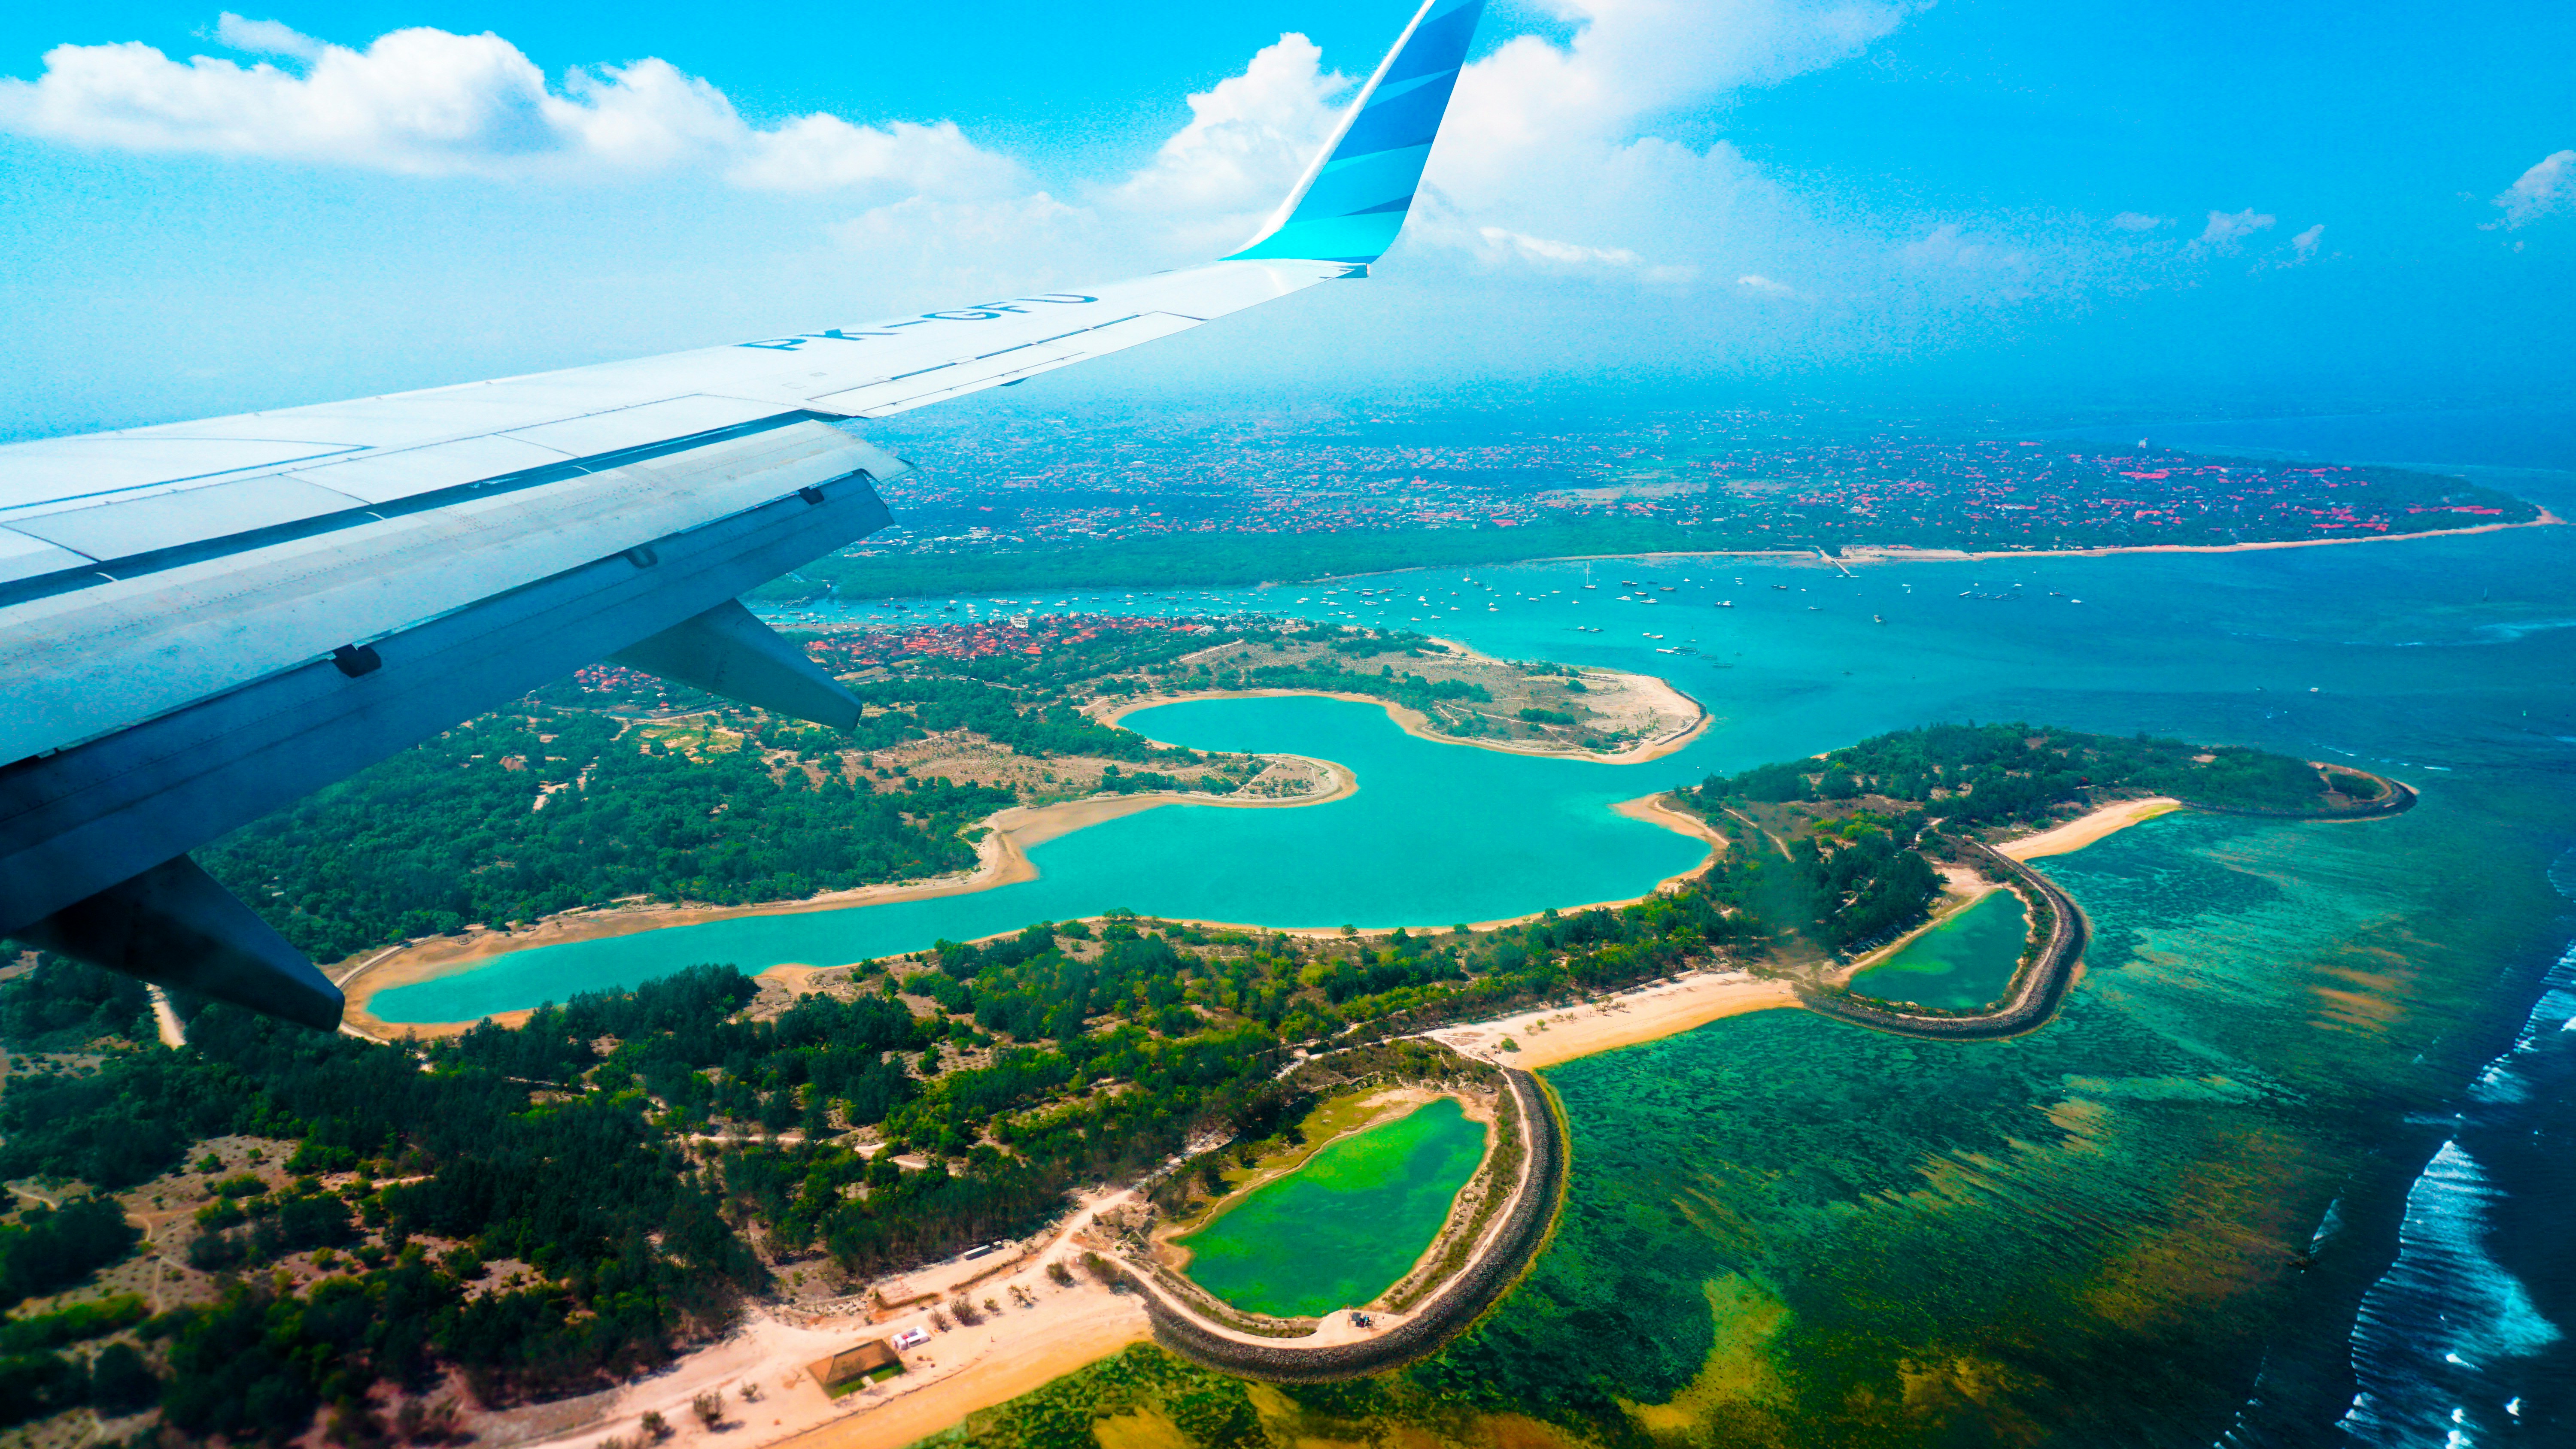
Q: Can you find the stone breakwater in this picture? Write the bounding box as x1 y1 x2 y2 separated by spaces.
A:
2193 768 2418 821
1135 1069 1568 1382
1798 841 2088 1042
1799 771 2414 1043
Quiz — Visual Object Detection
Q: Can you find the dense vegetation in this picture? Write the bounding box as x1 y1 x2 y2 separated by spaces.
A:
197 708 1020 961
0 956 152 1052
0 988 762 1436
1702 720 2330 817
1686 721 2353 963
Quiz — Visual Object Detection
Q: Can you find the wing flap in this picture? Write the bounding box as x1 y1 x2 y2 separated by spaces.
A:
283 434 577 506
0 528 100 585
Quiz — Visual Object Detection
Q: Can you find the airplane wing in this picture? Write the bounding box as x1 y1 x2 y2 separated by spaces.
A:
0 0 1486 1029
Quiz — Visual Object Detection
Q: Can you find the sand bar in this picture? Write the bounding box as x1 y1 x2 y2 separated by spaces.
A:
1997 796 2183 860
1841 508 2564 564
1100 665 1709 766
1425 971 1801 1070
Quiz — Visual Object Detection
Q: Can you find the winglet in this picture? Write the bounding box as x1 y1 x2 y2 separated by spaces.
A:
1225 0 1485 266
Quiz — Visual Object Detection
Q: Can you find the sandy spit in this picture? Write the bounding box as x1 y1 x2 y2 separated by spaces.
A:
1425 972 1802 1071
1841 509 2564 564
1996 796 2184 860
1100 675 1708 766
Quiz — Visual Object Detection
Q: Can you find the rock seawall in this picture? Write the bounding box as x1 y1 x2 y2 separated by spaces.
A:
1138 1068 1567 1382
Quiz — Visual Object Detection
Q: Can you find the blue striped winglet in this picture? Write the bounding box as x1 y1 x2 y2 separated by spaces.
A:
1226 0 1485 266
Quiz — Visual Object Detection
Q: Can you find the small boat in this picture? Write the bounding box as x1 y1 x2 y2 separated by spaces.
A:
1873 615 1886 624
1715 600 1734 608
1772 584 1791 591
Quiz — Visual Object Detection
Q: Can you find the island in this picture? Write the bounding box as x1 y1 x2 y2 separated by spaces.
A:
1674 723 2412 1039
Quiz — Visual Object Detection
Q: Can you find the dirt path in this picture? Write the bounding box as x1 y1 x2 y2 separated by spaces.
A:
499 1195 1152 1449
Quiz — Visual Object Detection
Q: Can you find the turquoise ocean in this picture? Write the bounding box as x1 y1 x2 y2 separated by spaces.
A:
371 408 2574 1445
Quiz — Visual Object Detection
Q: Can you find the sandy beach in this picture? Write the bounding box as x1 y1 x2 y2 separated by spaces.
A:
1840 508 2563 564
1425 971 1802 1070
488 1194 1157 1449
1997 796 2184 859
1099 668 1709 767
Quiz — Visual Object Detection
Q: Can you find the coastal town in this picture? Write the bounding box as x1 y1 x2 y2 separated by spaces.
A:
820 406 2540 581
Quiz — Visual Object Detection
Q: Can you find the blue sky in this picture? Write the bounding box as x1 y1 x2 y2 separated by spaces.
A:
3 1 2570 438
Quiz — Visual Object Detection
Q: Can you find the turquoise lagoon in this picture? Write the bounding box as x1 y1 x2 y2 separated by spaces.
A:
366 694 1710 1023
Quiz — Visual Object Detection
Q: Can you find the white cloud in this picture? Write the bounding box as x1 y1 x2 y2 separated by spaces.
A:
1479 226 1641 268
210 13 322 62
1435 0 1915 210
2491 149 2574 229
731 115 1016 195
1735 273 1799 297
2108 211 2169 231
1111 34 1352 251
2193 208 2276 251
0 21 1014 195
2287 221 2324 262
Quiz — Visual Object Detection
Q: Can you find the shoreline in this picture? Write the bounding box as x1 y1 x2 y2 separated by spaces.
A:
1428 791 2194 1068
1097 674 1709 766
1996 796 2184 859
345 782 1721 1038
1823 796 2181 987
1368 512 2564 576
339 759 1358 1037
1425 971 1805 1070
340 670 1720 1036
1845 508 2564 563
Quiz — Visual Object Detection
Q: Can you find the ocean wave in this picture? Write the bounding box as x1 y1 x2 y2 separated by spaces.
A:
2339 928 2576 1445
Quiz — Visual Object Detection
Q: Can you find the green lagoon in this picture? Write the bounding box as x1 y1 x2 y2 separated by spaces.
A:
1848 886 2029 1009
1176 1097 1488 1318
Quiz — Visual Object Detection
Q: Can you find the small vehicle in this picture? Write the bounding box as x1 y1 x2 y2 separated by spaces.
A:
893 1327 933 1351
